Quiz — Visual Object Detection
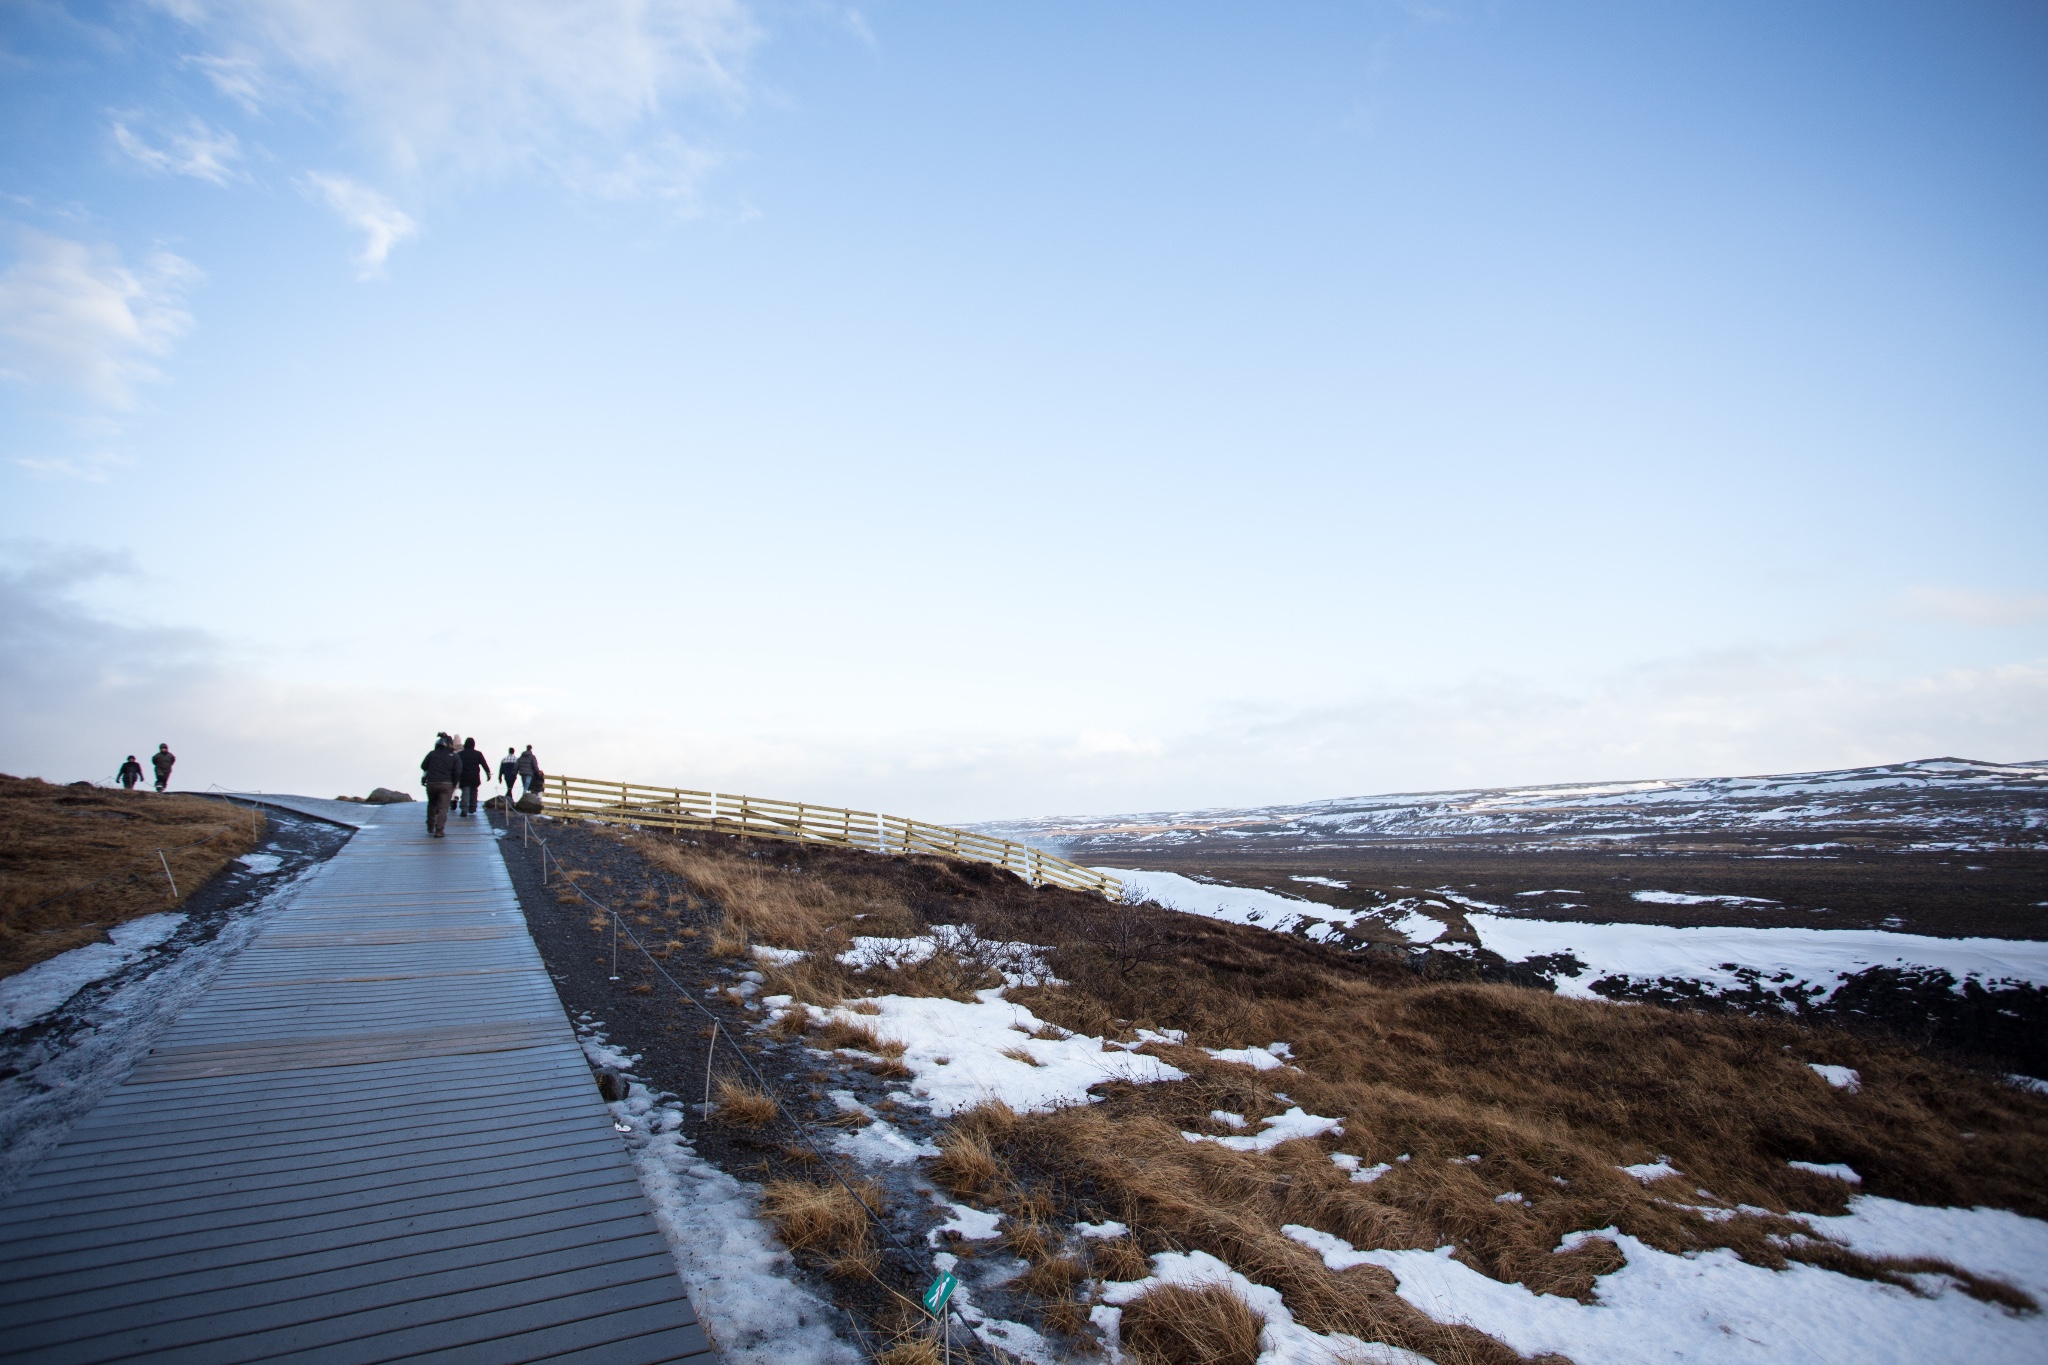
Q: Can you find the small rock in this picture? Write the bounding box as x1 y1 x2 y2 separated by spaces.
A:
595 1070 629 1102
514 793 545 814
364 787 416 804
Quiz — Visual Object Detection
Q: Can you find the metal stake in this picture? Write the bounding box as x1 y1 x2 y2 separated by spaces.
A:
609 912 620 981
703 1020 720 1114
157 850 178 899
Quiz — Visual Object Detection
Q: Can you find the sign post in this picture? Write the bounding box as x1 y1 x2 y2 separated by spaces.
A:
922 1270 960 1364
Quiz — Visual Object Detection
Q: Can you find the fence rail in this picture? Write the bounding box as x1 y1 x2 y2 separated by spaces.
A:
544 775 1120 901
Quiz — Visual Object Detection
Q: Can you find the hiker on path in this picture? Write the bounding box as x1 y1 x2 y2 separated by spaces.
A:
117 755 144 790
498 748 518 803
151 744 175 792
456 737 491 816
516 745 544 799
420 735 460 838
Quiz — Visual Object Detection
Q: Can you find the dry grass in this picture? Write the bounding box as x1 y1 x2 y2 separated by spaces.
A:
712 1078 779 1128
763 1176 887 1279
0 775 262 978
1118 1283 1264 1365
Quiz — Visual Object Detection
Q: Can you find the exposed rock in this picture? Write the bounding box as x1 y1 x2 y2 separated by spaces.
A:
364 787 415 804
514 793 545 814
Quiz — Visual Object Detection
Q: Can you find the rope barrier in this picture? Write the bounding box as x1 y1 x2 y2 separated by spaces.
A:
508 814 1010 1362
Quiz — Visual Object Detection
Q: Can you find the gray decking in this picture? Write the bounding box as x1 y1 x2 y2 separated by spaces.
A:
0 803 711 1364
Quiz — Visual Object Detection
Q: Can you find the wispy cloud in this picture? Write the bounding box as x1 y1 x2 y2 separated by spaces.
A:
110 115 243 185
0 228 200 407
1895 586 2048 628
14 452 136 483
168 0 759 184
296 173 416 278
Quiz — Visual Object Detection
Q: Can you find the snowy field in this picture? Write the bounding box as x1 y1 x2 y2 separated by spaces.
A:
981 757 2048 853
1104 867 2048 1011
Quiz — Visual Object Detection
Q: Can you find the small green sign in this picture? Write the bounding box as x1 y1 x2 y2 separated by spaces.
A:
922 1270 959 1316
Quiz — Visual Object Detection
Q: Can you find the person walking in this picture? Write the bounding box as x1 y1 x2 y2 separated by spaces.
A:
117 755 144 790
516 745 544 800
498 747 518 803
455 737 490 816
420 735 460 838
151 744 176 792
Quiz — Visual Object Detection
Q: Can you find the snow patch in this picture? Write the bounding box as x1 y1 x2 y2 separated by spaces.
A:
1182 1106 1343 1153
1808 1064 1862 1093
1097 1249 1432 1365
1 914 186 1031
1285 1217 2048 1364
929 1203 1004 1244
1632 890 1778 906
805 991 1185 1116
235 853 283 873
1789 1160 1862 1184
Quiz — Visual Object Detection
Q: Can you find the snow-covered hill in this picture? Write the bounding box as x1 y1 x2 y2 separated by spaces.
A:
976 758 2048 854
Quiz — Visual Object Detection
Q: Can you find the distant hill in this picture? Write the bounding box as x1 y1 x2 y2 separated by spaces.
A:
974 758 2048 856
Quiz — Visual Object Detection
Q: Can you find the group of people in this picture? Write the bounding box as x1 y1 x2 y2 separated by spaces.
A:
419 735 543 838
115 745 177 792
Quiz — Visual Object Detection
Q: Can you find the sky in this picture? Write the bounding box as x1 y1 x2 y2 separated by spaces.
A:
1 0 2044 821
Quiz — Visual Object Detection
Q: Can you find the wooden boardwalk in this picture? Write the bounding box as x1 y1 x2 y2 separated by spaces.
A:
0 802 713 1364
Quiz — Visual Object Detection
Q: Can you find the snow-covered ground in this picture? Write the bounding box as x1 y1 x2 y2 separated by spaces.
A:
0 914 188 1031
977 757 2048 853
1283 1193 2048 1365
1105 867 2048 1007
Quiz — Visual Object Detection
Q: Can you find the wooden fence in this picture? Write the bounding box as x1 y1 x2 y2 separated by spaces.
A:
545 775 1122 901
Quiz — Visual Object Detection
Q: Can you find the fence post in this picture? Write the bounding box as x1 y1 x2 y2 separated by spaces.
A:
156 850 178 899
703 1020 720 1114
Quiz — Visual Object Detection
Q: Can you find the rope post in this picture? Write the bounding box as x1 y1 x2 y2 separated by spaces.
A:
703 1019 720 1115
156 850 178 899
609 911 620 981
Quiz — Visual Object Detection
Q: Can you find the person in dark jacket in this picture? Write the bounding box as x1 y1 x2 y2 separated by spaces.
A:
117 755 144 790
151 744 176 791
420 737 460 837
516 745 544 799
498 747 519 802
455 738 490 816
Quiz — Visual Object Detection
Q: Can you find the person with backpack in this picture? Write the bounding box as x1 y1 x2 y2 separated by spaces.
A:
150 744 176 792
516 745 545 800
117 755 145 790
420 735 460 837
455 737 491 816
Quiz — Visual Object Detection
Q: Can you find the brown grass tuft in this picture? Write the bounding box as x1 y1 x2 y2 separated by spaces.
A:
1093 1237 1151 1282
1001 1045 1045 1067
873 1337 942 1365
1020 1253 1088 1299
762 1176 886 1278
712 1078 779 1128
932 1130 1009 1199
1118 1283 1264 1365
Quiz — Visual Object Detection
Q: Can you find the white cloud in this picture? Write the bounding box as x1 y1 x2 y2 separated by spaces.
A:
14 453 135 483
1895 586 2048 628
111 116 243 184
166 0 759 186
297 173 416 278
0 229 200 407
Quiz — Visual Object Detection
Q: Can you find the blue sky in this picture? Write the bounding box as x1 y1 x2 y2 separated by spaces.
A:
2 1 2043 818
